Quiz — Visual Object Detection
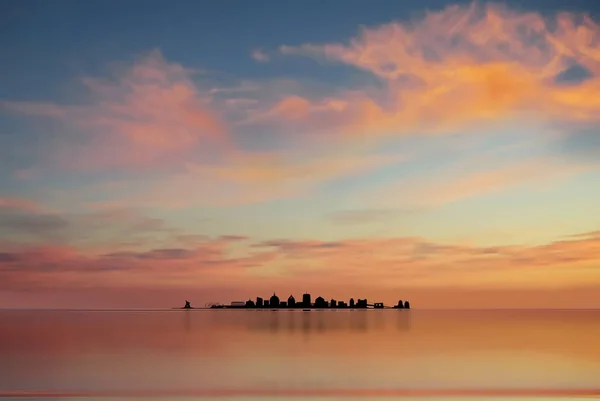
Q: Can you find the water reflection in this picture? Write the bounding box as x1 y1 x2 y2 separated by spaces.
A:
0 310 599 395
204 310 411 334
183 310 191 332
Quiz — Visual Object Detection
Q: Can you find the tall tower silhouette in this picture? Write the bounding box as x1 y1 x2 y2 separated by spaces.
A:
302 292 311 307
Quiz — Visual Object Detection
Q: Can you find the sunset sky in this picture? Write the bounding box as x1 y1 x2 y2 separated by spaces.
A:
1 0 600 309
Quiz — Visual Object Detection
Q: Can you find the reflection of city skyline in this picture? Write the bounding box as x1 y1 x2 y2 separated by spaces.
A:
232 310 412 334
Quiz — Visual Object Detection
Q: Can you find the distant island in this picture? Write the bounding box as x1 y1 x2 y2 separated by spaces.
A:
180 292 411 310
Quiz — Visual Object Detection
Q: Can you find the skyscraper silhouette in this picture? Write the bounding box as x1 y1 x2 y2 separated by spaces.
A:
302 293 311 308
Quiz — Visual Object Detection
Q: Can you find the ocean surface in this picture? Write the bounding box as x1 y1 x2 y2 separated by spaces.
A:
0 309 599 400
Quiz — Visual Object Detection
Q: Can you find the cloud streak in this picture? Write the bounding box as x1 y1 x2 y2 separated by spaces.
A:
361 154 599 209
2 229 599 296
73 150 406 208
0 234 272 290
0 197 48 213
0 204 180 249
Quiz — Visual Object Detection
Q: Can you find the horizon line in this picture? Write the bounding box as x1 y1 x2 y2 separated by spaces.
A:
2 307 600 311
1 387 600 398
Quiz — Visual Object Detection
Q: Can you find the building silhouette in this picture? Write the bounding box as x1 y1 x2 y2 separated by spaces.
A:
356 299 368 308
288 295 296 307
270 293 280 307
330 299 337 308
256 297 263 307
349 298 355 308
404 301 410 309
314 296 327 308
302 293 311 308
264 300 270 307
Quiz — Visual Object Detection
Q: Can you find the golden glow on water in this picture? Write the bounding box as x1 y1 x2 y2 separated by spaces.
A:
0 310 599 398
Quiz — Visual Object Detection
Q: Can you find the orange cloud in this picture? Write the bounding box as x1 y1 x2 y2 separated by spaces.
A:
273 3 600 136
251 231 600 291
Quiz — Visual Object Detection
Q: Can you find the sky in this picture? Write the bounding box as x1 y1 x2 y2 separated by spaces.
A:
1 0 600 309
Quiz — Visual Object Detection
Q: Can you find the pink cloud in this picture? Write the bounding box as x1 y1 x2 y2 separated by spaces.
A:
2 50 229 171
2 51 408 207
0 197 46 213
0 235 273 291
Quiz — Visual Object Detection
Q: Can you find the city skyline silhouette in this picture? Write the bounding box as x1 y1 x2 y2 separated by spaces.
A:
182 291 411 310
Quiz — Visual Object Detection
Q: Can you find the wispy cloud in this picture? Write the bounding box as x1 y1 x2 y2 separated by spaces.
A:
251 49 270 63
2 230 599 295
1 50 228 171
0 235 276 291
0 197 48 213
70 150 407 208
361 154 599 209
272 3 600 138
0 202 180 249
251 230 600 288
1 49 411 207
327 208 419 225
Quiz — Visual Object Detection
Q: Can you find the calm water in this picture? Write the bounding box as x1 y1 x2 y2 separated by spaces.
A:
0 309 599 400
